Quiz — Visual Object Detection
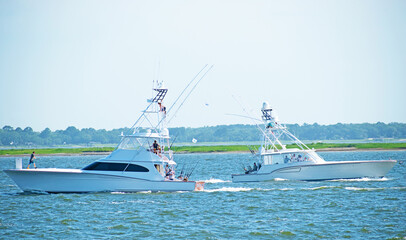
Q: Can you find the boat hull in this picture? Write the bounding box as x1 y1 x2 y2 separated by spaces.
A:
4 169 203 193
232 160 397 182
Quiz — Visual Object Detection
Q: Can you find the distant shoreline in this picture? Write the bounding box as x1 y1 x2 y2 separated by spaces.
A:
1 147 405 158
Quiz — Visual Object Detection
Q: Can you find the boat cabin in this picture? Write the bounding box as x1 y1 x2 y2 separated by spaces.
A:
261 149 323 166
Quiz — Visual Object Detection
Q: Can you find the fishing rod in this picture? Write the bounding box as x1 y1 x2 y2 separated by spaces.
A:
177 164 186 178
225 113 261 155
169 134 179 149
247 145 256 155
241 163 248 172
183 163 192 177
186 161 199 178
225 113 262 122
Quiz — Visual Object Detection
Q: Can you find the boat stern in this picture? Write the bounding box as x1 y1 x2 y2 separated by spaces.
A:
194 181 205 191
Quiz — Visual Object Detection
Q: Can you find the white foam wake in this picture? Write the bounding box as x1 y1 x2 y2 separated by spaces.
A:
204 187 253 192
345 187 384 191
137 191 152 194
201 178 231 184
345 186 406 191
305 186 337 190
273 178 289 181
329 177 391 182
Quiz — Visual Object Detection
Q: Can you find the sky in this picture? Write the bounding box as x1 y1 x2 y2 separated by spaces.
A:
1 0 405 131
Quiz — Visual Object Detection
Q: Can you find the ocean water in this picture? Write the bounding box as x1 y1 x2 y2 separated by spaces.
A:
0 151 405 239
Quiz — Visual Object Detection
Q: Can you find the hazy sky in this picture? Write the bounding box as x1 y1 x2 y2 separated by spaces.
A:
1 0 405 131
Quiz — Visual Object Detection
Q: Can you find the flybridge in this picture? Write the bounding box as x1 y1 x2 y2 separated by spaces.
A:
119 65 213 151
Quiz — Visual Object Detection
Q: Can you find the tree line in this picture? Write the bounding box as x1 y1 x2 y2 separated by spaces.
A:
0 122 405 146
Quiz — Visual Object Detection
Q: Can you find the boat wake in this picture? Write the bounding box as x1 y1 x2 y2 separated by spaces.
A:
329 177 391 182
305 186 339 191
273 178 289 181
203 187 253 192
345 186 406 191
105 186 406 194
345 187 385 191
204 187 305 192
110 191 156 194
200 178 231 184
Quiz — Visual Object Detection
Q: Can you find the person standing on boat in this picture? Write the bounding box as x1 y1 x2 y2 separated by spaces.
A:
165 163 169 176
27 151 36 169
169 168 175 180
153 140 159 154
158 102 166 114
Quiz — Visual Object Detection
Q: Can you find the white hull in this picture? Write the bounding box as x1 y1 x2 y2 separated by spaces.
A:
4 169 202 193
3 80 210 193
232 160 397 182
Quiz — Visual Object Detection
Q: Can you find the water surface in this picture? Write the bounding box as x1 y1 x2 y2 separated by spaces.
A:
1 151 405 239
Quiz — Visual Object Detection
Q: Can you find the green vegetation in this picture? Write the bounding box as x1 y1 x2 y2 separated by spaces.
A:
1 122 406 147
3 143 405 156
172 143 406 153
172 145 252 153
304 142 406 150
0 147 114 156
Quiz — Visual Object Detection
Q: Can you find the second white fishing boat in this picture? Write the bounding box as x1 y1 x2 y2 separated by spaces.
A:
232 102 397 182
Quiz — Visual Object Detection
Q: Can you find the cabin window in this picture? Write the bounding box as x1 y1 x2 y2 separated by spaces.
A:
125 164 149 172
154 164 164 175
263 156 272 165
82 162 149 172
272 155 283 164
280 153 313 163
82 162 127 171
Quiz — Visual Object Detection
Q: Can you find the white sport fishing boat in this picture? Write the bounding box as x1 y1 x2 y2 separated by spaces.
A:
4 70 213 193
231 102 397 182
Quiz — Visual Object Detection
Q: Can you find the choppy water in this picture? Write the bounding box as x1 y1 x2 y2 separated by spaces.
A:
1 151 405 239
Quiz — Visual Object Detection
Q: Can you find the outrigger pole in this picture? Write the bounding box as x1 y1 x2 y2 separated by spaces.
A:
225 113 262 122
232 95 279 151
166 64 208 114
152 64 214 130
119 65 213 151
167 65 214 125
